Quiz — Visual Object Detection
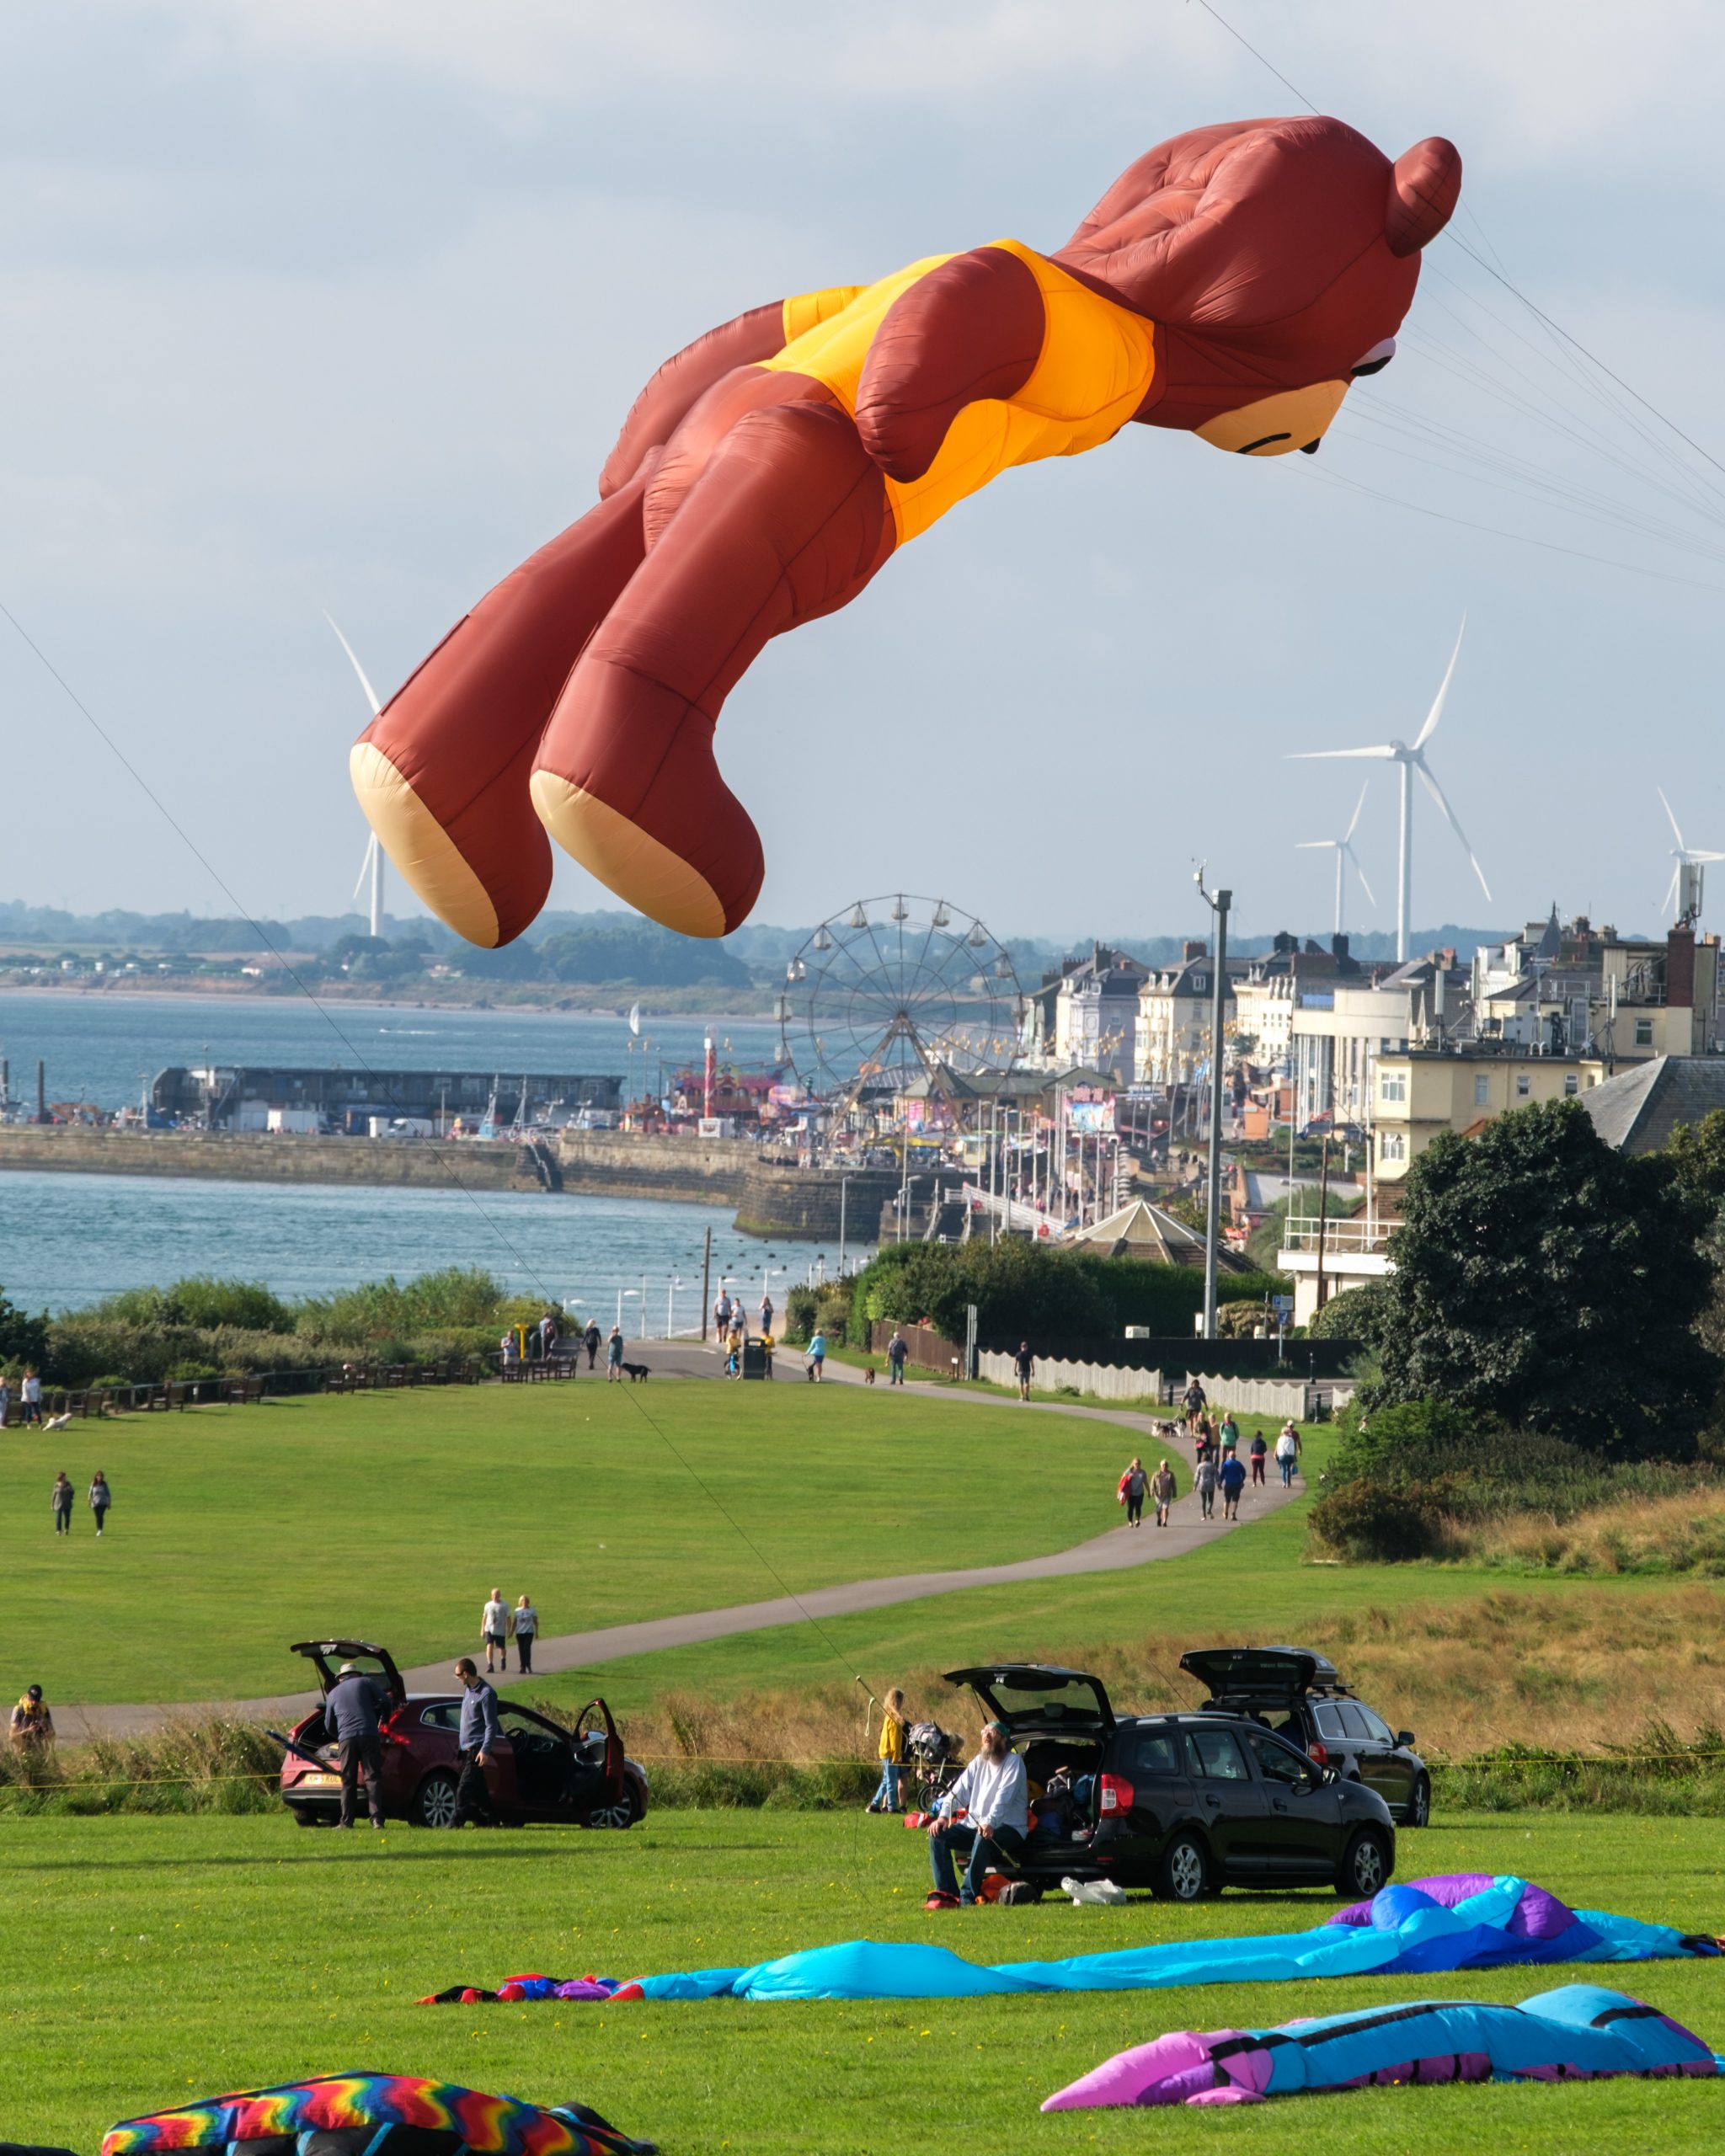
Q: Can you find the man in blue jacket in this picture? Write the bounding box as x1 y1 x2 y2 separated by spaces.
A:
454 1657 502 1826
325 1661 387 1829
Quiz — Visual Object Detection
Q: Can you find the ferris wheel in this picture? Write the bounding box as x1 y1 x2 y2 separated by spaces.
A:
778 894 1023 1101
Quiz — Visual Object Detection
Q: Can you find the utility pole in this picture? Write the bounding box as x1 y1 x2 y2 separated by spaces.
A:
700 1225 712 1342
1314 1133 1332 1315
1194 867 1231 1341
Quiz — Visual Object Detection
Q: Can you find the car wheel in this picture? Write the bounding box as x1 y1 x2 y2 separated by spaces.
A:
1152 1833 1210 1903
414 1770 461 1829
1406 1775 1432 1828
1337 1828 1390 1899
288 1806 322 1828
586 1782 644 1831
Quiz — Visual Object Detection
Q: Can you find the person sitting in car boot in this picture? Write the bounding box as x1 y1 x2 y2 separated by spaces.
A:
927 1721 1028 1906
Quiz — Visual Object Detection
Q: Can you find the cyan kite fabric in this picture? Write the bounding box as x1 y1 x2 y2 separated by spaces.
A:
101 2073 655 2156
420 1876 1720 2007
1040 1984 1723 2109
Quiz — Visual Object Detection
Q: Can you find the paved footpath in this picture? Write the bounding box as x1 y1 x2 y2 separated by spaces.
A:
55 1345 1302 1741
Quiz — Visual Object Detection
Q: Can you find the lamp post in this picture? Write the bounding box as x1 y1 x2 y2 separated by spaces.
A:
1194 866 1232 1342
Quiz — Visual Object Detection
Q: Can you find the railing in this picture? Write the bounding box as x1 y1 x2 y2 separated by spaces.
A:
1279 1218 1392 1255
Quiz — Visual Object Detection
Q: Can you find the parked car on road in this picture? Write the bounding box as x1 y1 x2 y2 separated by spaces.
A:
275 1640 648 1830
1178 1646 1431 1827
942 1663 1396 1902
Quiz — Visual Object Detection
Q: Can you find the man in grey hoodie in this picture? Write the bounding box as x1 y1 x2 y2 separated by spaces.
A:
325 1661 387 1829
454 1657 502 1826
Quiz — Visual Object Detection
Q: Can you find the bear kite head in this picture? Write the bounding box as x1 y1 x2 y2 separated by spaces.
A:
1053 115 1461 455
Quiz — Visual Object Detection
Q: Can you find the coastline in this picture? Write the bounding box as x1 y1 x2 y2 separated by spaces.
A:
0 981 781 1025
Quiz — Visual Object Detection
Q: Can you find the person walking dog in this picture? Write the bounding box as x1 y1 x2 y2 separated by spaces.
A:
453 1657 502 1826
512 1593 538 1675
325 1659 387 1829
869 1686 908 1813
88 1470 112 1537
887 1329 909 1385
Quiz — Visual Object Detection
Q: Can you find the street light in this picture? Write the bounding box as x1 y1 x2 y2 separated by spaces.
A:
1193 863 1232 1343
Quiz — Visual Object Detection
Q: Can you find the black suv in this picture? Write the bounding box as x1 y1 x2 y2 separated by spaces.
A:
943 1663 1396 1903
1178 1646 1431 1828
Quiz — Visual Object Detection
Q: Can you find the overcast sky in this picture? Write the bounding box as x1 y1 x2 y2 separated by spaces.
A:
3 1 1723 947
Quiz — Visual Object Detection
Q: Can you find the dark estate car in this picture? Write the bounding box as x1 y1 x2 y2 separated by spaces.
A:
1179 1646 1432 1828
275 1641 649 1830
943 1663 1396 1903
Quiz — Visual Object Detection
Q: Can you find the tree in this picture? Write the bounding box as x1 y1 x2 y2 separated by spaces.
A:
1371 1099 1718 1457
0 1285 50 1373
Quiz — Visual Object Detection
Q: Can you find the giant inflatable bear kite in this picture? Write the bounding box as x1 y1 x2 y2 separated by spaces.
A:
351 115 1460 944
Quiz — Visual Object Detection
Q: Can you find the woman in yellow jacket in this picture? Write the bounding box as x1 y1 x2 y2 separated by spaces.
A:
868 1688 908 1814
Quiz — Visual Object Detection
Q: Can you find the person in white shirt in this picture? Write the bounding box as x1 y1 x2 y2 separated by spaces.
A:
481 1588 510 1674
21 1369 42 1426
927 1721 1029 1906
1275 1422 1302 1486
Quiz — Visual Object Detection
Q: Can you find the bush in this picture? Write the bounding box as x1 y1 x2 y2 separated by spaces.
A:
1308 1477 1461 1562
783 1285 818 1343
1306 1278 1391 1341
846 1241 1286 1350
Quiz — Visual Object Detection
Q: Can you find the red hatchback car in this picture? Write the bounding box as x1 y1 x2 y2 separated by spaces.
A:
275 1640 649 1830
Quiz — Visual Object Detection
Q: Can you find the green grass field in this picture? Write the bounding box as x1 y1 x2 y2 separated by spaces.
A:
0 1385 1163 1702
3 1808 1722 2153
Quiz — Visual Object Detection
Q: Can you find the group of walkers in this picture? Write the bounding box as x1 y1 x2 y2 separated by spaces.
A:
1114 1388 1303 1531
479 1588 541 1674
51 1470 112 1536
499 1315 628 1379
0 1369 44 1425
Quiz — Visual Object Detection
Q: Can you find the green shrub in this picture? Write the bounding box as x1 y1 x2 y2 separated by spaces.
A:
783 1285 818 1343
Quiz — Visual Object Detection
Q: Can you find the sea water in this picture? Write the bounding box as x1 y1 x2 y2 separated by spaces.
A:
0 995 868 1316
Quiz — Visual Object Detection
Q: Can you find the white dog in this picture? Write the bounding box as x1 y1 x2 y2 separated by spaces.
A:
42 1411 72 1432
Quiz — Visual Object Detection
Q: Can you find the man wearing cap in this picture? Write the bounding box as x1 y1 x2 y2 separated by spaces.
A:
8 1684 54 1753
926 1721 1028 1907
324 1661 387 1829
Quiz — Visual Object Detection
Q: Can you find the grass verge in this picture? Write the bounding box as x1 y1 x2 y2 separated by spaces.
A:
3 1808 1722 2155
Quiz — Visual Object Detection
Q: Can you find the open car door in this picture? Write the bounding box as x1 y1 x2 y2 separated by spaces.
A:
943 1664 1115 1739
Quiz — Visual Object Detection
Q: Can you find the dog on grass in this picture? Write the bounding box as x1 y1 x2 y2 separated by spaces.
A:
863 1367 876 1385
622 1361 651 1382
42 1412 73 1432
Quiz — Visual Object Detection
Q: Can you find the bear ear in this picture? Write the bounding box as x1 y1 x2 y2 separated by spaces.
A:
1386 136 1461 256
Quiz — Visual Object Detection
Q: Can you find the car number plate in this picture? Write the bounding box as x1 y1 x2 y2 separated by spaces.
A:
300 1773 340 1788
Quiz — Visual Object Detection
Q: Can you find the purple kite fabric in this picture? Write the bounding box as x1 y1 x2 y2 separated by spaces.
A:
418 1876 1721 2008
1041 1984 1723 2109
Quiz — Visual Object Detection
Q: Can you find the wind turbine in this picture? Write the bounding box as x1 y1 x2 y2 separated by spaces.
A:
326 614 385 940
1295 780 1377 937
1289 619 1489 963
1658 787 1725 925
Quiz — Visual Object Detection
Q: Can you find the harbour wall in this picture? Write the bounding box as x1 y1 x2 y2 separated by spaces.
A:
0 1124 889 1241
0 1124 544 1191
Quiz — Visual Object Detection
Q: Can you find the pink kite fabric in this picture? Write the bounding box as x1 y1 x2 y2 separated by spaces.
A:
1041 1985 1724 2110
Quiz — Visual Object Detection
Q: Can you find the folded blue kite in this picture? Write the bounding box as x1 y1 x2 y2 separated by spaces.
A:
1041 1983 1723 2108
628 1874 1719 2003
